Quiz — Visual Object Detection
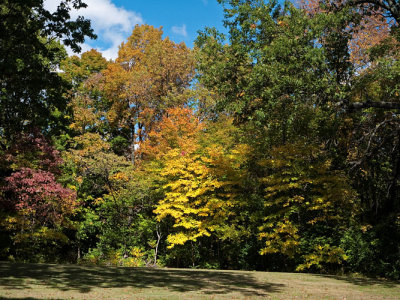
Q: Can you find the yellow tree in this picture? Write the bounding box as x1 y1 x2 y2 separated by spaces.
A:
151 112 249 248
258 142 358 271
155 145 249 248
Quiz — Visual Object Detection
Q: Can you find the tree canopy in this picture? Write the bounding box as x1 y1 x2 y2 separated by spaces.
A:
0 0 96 141
0 0 399 279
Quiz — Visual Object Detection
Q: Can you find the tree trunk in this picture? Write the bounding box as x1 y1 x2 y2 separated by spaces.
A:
154 225 162 265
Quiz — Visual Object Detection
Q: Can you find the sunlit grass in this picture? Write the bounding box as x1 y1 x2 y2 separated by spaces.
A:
0 261 399 299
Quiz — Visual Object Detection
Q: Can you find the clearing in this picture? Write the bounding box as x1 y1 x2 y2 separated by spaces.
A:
0 261 399 299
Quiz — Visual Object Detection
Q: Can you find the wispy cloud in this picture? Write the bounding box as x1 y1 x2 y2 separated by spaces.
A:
171 24 188 38
202 0 208 6
44 0 143 60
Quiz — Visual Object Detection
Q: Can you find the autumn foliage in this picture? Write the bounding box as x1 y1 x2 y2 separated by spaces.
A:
3 168 76 225
102 25 195 162
139 107 203 159
1 2 400 279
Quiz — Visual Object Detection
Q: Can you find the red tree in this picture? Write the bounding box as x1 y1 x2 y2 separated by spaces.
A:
3 168 76 226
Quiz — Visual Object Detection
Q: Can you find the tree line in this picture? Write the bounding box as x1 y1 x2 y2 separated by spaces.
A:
0 0 399 279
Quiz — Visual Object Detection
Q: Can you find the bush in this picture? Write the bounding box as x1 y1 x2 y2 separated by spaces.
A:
341 221 400 280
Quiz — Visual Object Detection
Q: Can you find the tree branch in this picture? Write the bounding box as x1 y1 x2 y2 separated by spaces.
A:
347 101 400 110
336 100 400 110
347 0 400 23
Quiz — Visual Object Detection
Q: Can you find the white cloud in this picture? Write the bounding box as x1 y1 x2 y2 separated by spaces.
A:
44 0 143 60
171 24 187 38
100 29 126 60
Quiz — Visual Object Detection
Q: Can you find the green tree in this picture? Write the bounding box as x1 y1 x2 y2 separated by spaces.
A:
196 0 349 148
0 0 96 141
195 0 361 272
60 50 109 135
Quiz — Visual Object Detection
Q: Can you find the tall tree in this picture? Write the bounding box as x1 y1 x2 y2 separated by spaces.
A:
103 25 195 163
298 0 392 69
60 50 109 135
0 0 96 142
196 0 344 147
299 0 400 221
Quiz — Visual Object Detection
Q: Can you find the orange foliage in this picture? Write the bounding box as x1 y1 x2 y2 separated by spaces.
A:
102 25 195 151
139 107 203 160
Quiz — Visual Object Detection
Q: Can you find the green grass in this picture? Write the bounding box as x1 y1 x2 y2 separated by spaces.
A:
0 262 399 299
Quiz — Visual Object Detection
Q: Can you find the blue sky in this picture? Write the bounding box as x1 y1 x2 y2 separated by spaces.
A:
116 0 227 46
45 0 228 60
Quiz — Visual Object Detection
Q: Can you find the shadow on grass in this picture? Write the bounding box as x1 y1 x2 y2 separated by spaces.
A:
313 274 399 288
0 298 39 300
0 262 283 297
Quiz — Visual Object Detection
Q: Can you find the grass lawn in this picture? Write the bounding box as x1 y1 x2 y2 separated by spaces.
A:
0 261 399 299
